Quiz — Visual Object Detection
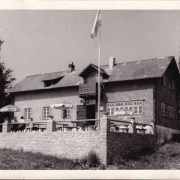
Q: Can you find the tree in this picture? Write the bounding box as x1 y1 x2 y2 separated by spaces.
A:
0 40 15 107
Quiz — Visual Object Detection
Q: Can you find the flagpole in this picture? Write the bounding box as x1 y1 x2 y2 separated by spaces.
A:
98 12 101 119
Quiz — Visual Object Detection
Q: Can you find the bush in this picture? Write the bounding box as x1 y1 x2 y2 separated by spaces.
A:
80 151 100 168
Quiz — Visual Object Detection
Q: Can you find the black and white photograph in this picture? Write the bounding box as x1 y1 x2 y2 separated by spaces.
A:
1 2 180 177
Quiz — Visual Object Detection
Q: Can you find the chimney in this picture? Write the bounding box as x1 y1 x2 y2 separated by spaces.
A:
109 57 116 68
68 62 75 72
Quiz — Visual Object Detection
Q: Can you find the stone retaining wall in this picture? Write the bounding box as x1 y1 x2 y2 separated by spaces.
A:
0 115 157 165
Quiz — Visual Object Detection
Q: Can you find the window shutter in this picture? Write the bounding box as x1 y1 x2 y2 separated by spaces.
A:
77 105 86 120
62 109 67 119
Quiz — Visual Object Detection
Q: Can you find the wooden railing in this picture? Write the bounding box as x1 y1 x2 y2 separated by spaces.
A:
79 83 97 98
8 121 47 133
135 122 154 134
54 119 100 132
109 119 154 134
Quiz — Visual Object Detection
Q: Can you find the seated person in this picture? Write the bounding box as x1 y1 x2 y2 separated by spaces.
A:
17 116 25 131
26 118 33 130
11 117 19 131
11 116 17 123
19 116 25 123
4 118 9 123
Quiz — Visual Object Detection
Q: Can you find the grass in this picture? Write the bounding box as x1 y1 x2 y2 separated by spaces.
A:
108 142 180 169
0 148 101 170
2 140 180 169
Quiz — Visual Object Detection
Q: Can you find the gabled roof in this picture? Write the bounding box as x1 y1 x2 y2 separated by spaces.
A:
102 56 175 83
79 63 109 78
9 69 84 93
8 56 177 93
41 71 68 81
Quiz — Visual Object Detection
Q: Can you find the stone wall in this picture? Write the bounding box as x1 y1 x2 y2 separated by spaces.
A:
0 131 102 160
156 125 180 144
0 116 157 165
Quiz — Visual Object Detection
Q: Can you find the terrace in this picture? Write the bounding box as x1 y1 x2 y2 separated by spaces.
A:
0 116 154 135
0 115 156 165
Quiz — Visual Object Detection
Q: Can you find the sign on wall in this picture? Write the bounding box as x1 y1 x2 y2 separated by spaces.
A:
80 99 96 105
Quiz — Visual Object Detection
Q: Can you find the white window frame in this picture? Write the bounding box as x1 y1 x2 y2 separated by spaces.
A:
66 109 71 119
133 101 143 115
24 108 31 120
62 108 71 119
106 103 115 116
106 100 143 116
43 107 50 119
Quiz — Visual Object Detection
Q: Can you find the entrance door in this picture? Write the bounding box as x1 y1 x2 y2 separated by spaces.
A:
86 105 95 119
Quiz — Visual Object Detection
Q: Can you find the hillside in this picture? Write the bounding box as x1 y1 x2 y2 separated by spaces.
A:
108 142 180 169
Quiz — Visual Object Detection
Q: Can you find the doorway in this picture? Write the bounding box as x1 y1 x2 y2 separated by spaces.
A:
86 105 96 119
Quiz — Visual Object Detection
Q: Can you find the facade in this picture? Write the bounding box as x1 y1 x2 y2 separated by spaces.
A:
8 56 180 130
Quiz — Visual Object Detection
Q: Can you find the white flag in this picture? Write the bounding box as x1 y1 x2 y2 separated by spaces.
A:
91 10 101 39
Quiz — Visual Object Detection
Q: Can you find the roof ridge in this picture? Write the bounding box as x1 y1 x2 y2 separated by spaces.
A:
101 56 174 67
26 56 174 78
26 69 82 78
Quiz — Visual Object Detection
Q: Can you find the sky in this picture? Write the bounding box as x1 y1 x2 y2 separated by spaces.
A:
0 10 180 85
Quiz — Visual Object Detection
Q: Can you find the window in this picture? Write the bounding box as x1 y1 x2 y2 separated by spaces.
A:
62 109 71 119
161 102 174 119
24 108 31 120
43 107 50 119
161 102 165 116
172 80 175 90
162 75 167 87
168 78 172 90
134 101 143 114
162 75 175 91
106 100 143 115
106 103 115 116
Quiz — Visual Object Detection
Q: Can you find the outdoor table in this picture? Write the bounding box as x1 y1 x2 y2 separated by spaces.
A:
119 125 129 133
136 128 147 134
9 122 26 132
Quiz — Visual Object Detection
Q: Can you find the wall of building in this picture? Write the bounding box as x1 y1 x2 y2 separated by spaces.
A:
14 87 81 122
155 64 179 129
104 80 154 124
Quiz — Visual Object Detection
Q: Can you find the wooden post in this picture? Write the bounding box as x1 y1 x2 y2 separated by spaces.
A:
2 121 10 133
46 120 56 132
130 117 136 134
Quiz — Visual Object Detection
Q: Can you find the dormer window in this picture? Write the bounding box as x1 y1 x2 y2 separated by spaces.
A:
41 71 67 87
43 78 61 87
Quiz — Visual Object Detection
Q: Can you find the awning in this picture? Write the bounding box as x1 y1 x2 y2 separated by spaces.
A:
0 105 21 112
50 103 73 109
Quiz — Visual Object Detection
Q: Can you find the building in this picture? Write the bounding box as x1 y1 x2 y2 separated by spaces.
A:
8 56 180 131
